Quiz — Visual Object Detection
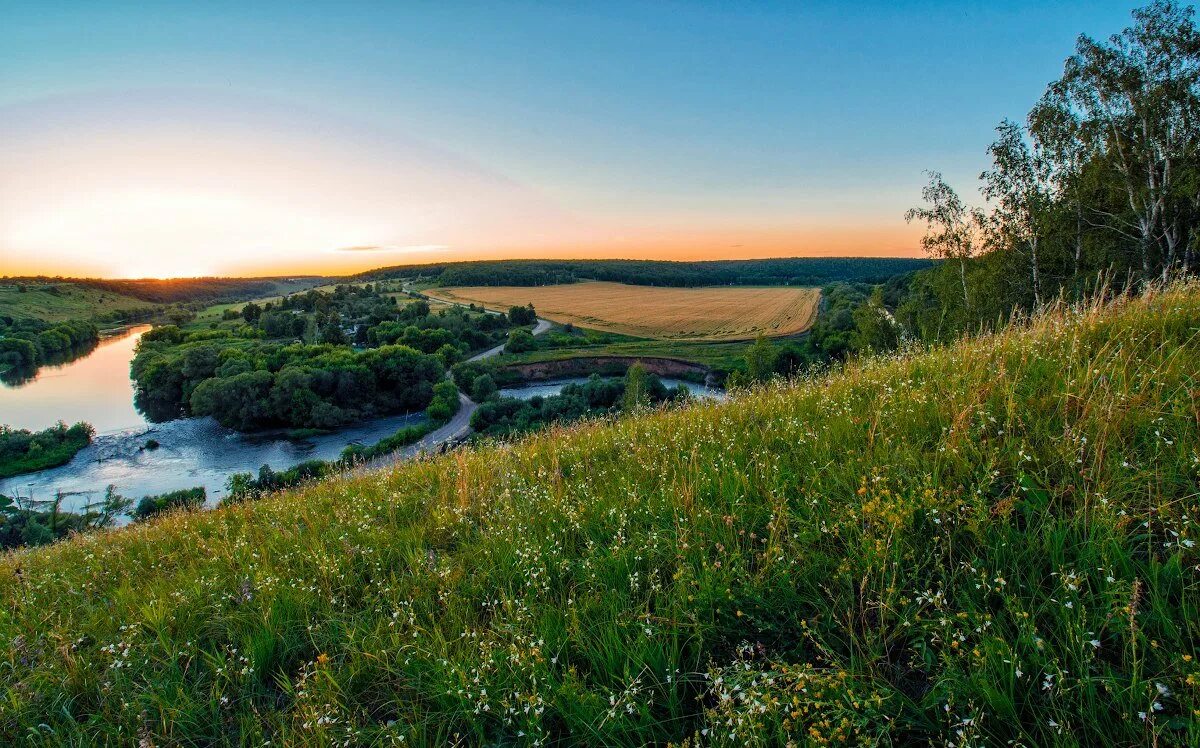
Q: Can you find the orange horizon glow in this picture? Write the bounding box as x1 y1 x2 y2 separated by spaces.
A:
1 223 926 280
0 92 925 280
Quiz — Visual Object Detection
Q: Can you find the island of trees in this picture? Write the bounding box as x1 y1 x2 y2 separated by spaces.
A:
130 285 518 431
0 421 95 478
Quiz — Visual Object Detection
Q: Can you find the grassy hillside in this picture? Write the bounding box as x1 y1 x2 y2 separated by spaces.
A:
0 277 330 325
0 281 157 323
2 286 1199 745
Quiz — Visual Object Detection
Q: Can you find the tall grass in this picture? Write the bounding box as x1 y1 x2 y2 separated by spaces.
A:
2 285 1198 746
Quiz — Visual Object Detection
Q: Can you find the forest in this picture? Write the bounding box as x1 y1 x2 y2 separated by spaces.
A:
358 257 932 288
877 1 1199 342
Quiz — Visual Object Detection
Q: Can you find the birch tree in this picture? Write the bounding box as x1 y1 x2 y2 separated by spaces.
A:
1051 0 1200 280
982 120 1055 307
905 172 983 308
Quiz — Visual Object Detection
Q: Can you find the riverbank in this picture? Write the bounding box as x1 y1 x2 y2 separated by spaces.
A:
0 411 429 514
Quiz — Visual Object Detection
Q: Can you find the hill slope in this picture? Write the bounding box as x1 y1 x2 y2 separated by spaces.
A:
2 286 1199 745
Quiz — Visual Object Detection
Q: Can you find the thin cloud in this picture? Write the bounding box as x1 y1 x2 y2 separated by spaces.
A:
333 244 449 253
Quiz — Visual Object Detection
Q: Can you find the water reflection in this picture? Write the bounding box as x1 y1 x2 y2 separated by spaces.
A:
1 339 100 387
0 325 150 433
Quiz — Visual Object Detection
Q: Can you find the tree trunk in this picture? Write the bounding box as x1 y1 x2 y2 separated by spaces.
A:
959 258 969 309
1030 236 1042 307
1073 202 1083 281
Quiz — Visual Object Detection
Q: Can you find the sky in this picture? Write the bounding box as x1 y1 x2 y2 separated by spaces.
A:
0 1 1139 278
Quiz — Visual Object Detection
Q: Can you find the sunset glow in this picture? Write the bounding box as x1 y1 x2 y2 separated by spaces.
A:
0 1 1133 278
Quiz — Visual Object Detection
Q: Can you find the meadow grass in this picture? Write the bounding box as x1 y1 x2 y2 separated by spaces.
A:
2 285 1199 746
0 283 156 323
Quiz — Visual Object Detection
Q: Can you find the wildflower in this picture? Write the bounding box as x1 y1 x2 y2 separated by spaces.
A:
316 653 330 666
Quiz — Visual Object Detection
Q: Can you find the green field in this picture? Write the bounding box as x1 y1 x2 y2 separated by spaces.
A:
0 282 157 324
2 284 1197 744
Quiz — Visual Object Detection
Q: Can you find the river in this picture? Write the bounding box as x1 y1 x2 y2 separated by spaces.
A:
0 326 427 512
1 326 723 513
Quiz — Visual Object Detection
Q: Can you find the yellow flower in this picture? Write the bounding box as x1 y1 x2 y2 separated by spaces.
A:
316 653 330 666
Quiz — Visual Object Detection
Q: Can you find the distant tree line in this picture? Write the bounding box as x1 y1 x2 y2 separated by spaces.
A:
357 258 934 289
2 276 316 304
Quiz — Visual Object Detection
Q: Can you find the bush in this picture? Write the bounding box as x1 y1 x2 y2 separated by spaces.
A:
132 487 206 521
505 329 535 353
471 373 498 402
425 380 460 423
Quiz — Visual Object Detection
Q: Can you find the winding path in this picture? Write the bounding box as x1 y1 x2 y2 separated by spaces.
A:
363 318 551 469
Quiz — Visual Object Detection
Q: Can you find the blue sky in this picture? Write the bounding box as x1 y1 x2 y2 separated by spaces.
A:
0 1 1139 276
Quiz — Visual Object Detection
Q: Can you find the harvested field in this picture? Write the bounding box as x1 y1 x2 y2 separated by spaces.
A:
430 281 820 340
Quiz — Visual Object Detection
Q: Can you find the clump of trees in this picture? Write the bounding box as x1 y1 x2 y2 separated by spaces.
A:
507 304 538 325
134 336 445 430
0 421 95 478
902 1 1200 337
505 329 536 353
132 487 206 522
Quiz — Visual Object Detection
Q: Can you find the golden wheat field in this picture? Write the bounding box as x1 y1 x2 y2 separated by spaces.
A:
430 281 821 340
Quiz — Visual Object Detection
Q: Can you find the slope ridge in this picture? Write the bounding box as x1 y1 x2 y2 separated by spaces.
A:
3 285 1199 745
